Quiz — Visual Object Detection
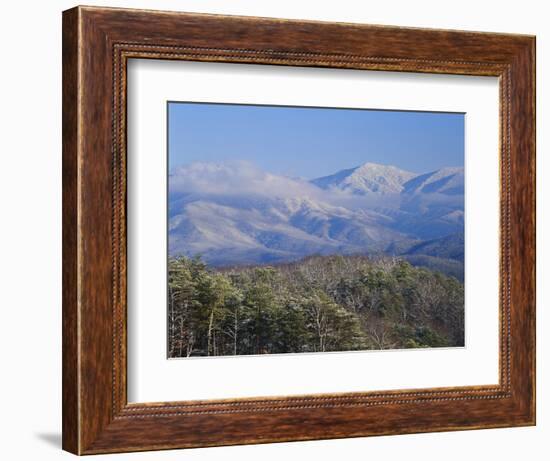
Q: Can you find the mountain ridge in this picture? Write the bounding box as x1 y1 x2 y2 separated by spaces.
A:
168 161 464 277
311 162 417 195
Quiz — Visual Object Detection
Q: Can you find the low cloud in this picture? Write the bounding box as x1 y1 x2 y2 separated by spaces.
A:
170 160 321 200
169 160 402 210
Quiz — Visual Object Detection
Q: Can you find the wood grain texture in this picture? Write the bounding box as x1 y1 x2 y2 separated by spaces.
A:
62 5 536 455
62 7 80 454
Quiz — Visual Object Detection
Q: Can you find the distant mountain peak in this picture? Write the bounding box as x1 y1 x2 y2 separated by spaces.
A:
168 160 465 267
402 166 464 196
311 162 416 195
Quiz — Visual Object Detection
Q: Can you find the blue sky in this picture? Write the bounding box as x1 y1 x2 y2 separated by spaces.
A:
168 102 464 179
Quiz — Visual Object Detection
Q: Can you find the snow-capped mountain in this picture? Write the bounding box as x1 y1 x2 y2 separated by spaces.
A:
169 196 402 266
311 162 417 195
311 163 463 198
402 167 464 196
168 161 464 270
399 167 465 233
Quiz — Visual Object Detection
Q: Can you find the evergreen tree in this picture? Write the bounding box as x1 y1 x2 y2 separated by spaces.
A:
167 254 465 357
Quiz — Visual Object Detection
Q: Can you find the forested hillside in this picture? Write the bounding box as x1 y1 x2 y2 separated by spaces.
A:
168 254 464 358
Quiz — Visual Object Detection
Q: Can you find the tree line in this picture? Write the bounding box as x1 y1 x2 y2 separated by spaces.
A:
168 254 464 358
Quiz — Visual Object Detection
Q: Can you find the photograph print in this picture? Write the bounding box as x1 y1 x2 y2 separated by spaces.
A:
167 102 465 358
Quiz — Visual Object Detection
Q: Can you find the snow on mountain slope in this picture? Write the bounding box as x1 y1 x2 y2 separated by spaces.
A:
311 162 416 195
169 199 344 266
168 161 464 267
169 194 403 265
402 167 464 196
400 167 464 218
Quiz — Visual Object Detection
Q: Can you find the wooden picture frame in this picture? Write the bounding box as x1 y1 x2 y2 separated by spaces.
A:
62 5 535 455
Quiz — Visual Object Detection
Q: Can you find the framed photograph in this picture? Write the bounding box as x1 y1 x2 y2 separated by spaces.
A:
62 6 535 455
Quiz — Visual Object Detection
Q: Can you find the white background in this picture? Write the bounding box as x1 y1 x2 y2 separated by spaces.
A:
0 0 546 460
128 60 499 402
